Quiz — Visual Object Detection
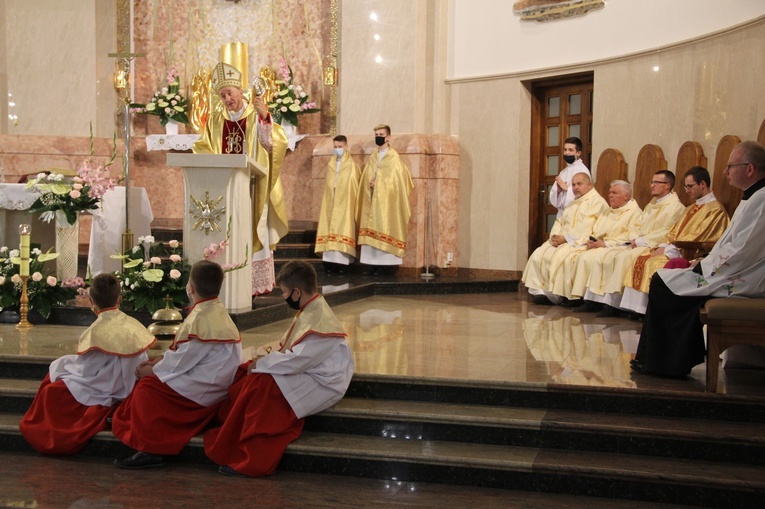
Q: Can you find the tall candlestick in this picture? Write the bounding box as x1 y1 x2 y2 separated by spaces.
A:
19 224 31 277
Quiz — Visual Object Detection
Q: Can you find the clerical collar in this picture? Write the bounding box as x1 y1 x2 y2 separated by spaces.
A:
228 102 248 121
655 192 673 204
695 192 716 206
742 177 765 200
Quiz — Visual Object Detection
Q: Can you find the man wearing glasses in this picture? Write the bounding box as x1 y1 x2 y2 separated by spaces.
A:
620 166 730 317
577 170 686 316
632 141 765 377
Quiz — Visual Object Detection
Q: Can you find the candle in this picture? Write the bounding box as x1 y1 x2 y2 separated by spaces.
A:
19 224 31 277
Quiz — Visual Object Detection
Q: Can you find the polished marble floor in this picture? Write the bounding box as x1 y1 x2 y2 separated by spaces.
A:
0 451 702 509
2 292 764 396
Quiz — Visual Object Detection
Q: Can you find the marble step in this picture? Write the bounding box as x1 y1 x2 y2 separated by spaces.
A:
0 413 760 507
3 379 765 466
274 243 318 259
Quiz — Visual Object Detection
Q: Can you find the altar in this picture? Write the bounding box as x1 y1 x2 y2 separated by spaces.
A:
0 184 55 252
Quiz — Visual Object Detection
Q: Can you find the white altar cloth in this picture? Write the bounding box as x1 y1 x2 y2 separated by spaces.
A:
88 187 153 275
146 134 200 152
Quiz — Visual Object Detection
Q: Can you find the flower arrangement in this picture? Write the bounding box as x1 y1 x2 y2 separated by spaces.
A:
203 217 249 272
26 128 118 225
130 66 190 126
0 246 76 319
111 237 191 313
268 58 319 127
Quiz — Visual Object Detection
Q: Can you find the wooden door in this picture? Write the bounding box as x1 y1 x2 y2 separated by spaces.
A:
529 74 594 254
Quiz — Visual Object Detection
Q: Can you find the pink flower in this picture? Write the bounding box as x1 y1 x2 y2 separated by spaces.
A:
73 183 83 190
143 261 152 268
11 274 21 284
150 256 162 264
169 254 182 263
32 272 43 282
169 269 181 279
47 275 57 286
279 58 291 82
69 190 81 199
168 240 179 248
0 276 5 285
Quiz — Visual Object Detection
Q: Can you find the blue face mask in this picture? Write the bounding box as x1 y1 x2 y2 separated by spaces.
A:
285 288 301 310
333 148 344 157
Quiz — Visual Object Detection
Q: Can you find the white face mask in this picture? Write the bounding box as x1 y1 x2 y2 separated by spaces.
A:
333 148 344 157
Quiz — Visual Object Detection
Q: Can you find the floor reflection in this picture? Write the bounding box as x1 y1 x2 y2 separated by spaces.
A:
2 292 764 395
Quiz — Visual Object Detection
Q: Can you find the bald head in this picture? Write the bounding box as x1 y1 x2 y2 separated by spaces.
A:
571 172 592 199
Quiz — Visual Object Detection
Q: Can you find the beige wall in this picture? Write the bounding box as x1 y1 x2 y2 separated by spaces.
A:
453 21 765 271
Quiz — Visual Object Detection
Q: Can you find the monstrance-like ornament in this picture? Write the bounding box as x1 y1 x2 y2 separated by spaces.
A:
189 191 225 235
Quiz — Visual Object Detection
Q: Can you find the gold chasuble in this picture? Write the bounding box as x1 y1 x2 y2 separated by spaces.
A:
623 199 729 293
315 153 362 257
278 295 347 352
583 193 685 296
193 104 289 253
522 187 608 292
357 147 413 257
77 308 156 357
550 199 642 299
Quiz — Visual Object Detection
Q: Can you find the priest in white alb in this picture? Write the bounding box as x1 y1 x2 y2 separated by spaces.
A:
522 172 608 305
549 180 642 305
620 166 729 316
580 170 686 316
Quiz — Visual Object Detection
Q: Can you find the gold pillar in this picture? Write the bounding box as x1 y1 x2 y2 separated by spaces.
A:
220 42 248 88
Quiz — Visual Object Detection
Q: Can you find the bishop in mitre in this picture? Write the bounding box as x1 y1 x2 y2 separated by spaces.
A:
193 62 289 295
579 170 686 314
549 180 642 302
619 166 729 315
522 172 608 305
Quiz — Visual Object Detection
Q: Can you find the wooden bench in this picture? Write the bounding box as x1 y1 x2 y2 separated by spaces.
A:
700 298 765 392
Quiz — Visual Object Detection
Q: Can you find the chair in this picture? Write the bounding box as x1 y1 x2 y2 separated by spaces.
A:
673 141 707 207
701 298 765 392
712 135 742 218
593 148 627 201
633 144 667 209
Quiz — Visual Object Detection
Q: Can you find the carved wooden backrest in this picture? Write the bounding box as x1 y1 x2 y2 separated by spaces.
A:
594 148 628 201
633 144 668 209
758 117 765 145
712 135 743 217
674 141 708 207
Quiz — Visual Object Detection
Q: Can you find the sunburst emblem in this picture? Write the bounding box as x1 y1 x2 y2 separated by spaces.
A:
189 191 225 235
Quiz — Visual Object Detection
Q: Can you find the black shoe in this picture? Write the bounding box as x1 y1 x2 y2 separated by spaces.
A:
573 301 603 313
561 298 584 308
628 312 644 322
218 465 247 477
114 451 164 469
595 305 622 318
630 360 651 374
532 295 553 305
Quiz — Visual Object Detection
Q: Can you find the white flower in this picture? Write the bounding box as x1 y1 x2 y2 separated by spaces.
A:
32 272 43 282
124 277 130 286
11 274 21 284
281 106 287 112
132 246 141 253
36 172 47 181
169 269 181 279
130 283 136 289
53 173 65 181
143 235 155 244
300 91 307 98
288 85 294 90
9 249 19 258
41 211 55 223
276 98 283 104
143 261 151 267
0 246 7 253
161 87 168 94
31 248 41 256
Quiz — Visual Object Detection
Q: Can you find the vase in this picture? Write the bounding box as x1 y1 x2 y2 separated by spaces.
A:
55 210 79 281
164 119 180 135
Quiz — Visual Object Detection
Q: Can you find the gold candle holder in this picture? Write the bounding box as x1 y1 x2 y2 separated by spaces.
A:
17 275 33 329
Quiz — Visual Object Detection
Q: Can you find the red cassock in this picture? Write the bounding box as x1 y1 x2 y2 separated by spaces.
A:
111 375 221 455
204 363 305 477
20 374 113 455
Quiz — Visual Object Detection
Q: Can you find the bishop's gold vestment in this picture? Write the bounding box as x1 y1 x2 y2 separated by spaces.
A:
522 187 609 292
356 147 413 258
315 153 362 257
193 104 289 254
